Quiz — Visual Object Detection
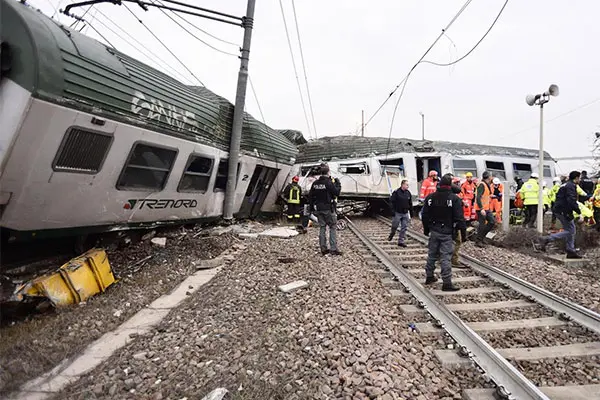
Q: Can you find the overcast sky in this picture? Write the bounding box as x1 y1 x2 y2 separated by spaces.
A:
27 0 600 170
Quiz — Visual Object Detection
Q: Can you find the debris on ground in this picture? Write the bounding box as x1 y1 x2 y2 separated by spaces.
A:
200 388 228 400
9 249 116 307
259 227 299 238
150 237 167 247
278 280 309 293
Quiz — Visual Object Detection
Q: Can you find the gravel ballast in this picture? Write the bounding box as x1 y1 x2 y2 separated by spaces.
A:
0 227 234 395
58 228 491 399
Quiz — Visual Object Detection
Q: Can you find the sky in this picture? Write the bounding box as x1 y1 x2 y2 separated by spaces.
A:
24 0 600 171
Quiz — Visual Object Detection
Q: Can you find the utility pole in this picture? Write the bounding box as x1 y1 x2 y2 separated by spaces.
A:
223 0 256 222
419 111 425 140
361 110 364 137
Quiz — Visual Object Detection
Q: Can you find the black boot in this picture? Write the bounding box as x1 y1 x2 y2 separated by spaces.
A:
388 231 395 241
424 276 438 285
566 251 583 259
442 282 460 291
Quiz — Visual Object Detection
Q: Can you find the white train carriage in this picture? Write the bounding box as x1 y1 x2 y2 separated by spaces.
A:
291 136 557 206
0 0 299 242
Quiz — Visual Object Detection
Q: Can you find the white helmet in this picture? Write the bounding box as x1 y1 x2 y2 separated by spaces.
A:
553 177 561 183
492 178 501 185
530 172 539 179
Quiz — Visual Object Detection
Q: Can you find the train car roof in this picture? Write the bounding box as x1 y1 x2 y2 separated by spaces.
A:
1 0 298 164
295 135 554 164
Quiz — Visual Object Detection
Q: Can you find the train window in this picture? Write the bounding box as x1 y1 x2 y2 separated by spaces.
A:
178 155 214 193
485 161 506 180
452 159 477 177
213 159 241 192
543 165 552 177
300 165 321 176
53 127 113 173
379 158 405 175
339 162 369 175
513 163 532 179
116 143 177 191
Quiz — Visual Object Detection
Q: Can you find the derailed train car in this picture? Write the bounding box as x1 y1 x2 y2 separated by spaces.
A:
0 0 299 242
290 136 557 208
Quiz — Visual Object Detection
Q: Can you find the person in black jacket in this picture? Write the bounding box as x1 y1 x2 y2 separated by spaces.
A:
422 174 466 291
388 179 414 246
309 164 342 256
580 171 594 197
538 171 582 259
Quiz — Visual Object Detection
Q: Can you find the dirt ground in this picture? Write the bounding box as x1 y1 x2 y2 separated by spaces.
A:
0 226 235 395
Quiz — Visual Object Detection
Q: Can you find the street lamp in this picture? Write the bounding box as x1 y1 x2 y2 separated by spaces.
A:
525 84 559 234
419 111 425 140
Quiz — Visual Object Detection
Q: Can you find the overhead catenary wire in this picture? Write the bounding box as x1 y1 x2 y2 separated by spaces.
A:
153 0 238 47
365 0 475 129
75 7 116 48
278 0 313 139
122 2 206 87
290 0 318 139
421 0 509 67
69 4 92 29
152 0 239 57
92 7 193 84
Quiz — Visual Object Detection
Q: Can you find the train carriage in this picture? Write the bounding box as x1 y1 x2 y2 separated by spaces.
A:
0 0 299 242
291 136 557 209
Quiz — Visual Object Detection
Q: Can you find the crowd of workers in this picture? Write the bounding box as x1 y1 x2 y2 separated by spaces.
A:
281 164 600 291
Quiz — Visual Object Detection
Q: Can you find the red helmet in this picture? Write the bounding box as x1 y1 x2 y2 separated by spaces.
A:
292 176 299 182
429 170 438 177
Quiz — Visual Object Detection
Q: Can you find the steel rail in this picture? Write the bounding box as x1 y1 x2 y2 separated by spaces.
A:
378 216 600 336
346 217 550 400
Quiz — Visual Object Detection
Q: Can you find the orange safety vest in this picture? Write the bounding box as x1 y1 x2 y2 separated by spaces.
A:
419 177 437 200
474 181 492 211
461 181 476 201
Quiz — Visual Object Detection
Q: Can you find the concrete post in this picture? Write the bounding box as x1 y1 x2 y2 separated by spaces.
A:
502 180 510 231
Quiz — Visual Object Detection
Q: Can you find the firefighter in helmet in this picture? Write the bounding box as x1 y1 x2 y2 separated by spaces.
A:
283 176 302 223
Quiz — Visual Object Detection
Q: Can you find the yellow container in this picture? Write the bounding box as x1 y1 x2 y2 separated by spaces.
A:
15 248 116 306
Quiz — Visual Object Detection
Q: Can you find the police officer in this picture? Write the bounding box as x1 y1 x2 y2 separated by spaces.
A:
309 164 342 256
422 173 465 291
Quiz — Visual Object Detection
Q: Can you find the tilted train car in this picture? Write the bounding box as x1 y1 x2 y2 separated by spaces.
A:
291 136 557 207
0 0 300 242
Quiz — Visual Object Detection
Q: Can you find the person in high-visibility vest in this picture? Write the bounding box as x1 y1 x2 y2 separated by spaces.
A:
282 176 302 224
517 173 540 228
593 182 600 231
474 171 495 247
460 172 476 223
549 176 562 230
542 182 552 213
490 177 504 224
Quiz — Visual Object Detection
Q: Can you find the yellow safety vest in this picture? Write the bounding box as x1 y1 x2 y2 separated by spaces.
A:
593 184 600 208
574 201 593 218
288 185 301 204
550 184 560 203
519 178 540 205
543 188 551 206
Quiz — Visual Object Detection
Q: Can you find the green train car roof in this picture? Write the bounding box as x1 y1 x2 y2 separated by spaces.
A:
1 0 299 164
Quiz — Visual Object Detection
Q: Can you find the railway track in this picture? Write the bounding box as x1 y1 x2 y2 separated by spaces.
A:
346 216 600 400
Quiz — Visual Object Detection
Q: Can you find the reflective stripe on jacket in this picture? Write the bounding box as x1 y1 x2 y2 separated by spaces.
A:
520 178 540 205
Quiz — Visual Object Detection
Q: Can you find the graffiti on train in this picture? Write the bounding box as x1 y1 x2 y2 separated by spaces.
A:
123 199 198 210
131 91 200 132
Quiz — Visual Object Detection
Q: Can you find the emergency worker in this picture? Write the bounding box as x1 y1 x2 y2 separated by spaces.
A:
460 172 476 223
283 176 302 223
490 177 504 223
542 182 551 213
538 171 582 259
388 179 413 247
580 171 594 196
422 174 465 291
474 171 495 247
518 173 540 228
419 171 439 202
309 164 342 256
450 177 464 268
549 177 561 230
593 181 600 231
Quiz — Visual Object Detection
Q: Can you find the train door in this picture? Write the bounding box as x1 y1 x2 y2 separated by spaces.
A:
416 156 441 182
238 165 280 218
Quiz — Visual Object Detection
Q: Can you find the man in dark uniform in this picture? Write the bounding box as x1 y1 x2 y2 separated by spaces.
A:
421 174 466 291
309 164 342 256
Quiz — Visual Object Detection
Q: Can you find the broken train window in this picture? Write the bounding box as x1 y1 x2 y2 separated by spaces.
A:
338 162 369 175
178 155 214 193
117 142 177 191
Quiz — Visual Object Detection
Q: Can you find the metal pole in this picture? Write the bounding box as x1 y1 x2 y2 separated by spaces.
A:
502 180 510 231
421 113 425 140
223 0 256 221
537 103 544 234
361 110 364 137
